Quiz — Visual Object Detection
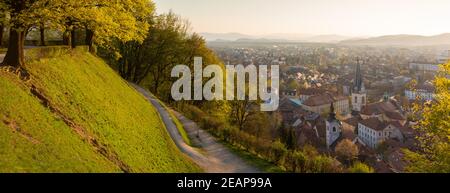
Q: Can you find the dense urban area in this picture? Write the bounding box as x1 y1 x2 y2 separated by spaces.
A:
208 41 448 172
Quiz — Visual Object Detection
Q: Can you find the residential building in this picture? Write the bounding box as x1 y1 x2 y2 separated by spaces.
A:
302 92 350 115
409 63 440 72
405 83 435 101
298 87 325 101
357 117 403 149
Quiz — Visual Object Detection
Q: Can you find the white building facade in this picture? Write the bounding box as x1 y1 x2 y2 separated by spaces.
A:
358 119 403 149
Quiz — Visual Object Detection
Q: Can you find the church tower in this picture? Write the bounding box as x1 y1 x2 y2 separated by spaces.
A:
326 103 341 148
351 58 367 112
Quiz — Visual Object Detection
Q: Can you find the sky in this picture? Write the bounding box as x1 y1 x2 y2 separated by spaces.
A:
153 0 450 37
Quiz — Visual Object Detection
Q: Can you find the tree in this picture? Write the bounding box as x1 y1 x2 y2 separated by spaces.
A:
0 0 71 66
230 98 256 131
1 0 31 67
62 0 154 51
39 22 45 46
335 139 359 163
111 12 189 87
348 162 374 173
102 11 224 100
0 24 3 47
0 1 6 47
243 112 272 138
279 123 296 149
0 0 154 67
286 78 299 90
404 63 450 173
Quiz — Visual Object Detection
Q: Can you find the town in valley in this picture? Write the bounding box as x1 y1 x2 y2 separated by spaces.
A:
209 41 447 173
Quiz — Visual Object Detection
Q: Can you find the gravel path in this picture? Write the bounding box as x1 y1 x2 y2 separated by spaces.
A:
132 84 260 173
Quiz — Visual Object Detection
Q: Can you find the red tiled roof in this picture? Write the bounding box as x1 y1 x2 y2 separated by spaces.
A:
298 88 325 96
416 83 435 92
359 117 389 131
360 101 399 115
303 92 348 107
388 120 404 128
384 111 406 120
343 116 362 127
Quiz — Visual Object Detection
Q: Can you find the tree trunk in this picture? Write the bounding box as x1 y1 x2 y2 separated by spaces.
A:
0 25 4 47
63 30 71 46
85 29 95 53
40 23 45 46
2 29 25 67
71 29 76 48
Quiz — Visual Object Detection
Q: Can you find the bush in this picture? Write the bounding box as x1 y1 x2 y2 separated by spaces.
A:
181 104 206 122
348 162 374 173
307 155 343 173
290 150 307 172
176 103 351 173
201 116 225 132
271 139 288 166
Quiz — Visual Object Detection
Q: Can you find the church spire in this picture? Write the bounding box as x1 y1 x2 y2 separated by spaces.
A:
354 57 363 93
328 102 336 121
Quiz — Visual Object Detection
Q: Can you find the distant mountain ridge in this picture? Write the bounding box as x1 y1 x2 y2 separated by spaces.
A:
202 32 450 46
200 32 354 43
340 33 450 46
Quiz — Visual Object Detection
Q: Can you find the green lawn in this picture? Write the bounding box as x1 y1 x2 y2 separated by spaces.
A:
0 48 201 172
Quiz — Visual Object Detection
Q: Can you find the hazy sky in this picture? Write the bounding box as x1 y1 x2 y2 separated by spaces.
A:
153 0 450 37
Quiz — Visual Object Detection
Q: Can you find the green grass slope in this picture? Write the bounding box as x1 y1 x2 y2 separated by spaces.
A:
0 48 200 172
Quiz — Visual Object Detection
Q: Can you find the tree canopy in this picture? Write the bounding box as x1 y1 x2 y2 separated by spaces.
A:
404 63 450 172
0 0 155 67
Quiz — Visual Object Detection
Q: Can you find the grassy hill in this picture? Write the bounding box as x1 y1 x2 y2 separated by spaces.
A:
0 47 200 172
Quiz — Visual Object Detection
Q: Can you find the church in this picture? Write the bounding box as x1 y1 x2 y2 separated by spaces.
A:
324 59 368 149
351 58 367 113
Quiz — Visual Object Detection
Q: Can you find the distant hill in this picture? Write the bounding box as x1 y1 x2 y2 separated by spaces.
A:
0 47 200 172
202 32 355 43
305 34 353 43
200 32 254 41
340 33 450 46
234 38 291 43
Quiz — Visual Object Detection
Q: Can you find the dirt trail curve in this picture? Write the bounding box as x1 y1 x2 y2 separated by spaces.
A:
131 84 260 173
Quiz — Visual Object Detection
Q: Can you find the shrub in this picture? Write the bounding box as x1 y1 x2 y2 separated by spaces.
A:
201 116 225 131
348 162 374 173
181 104 206 122
271 139 288 166
307 155 343 173
291 150 308 172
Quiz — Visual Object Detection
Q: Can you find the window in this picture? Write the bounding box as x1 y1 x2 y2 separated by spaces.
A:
333 127 336 132
362 96 365 104
354 96 357 102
